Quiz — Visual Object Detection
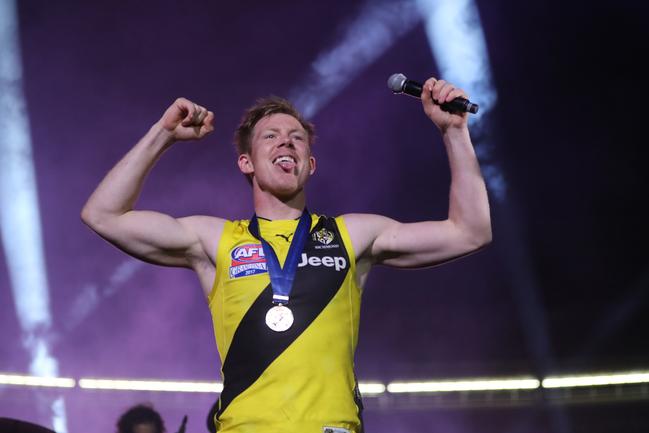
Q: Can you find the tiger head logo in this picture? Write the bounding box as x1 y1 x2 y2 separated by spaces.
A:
312 228 334 245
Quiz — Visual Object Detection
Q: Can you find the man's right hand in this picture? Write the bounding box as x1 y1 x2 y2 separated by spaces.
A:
158 97 215 142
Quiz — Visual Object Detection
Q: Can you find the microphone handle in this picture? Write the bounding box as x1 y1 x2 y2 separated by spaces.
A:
177 415 188 433
402 80 479 114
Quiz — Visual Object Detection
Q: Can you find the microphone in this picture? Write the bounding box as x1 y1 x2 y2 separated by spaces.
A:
176 415 188 433
387 73 479 114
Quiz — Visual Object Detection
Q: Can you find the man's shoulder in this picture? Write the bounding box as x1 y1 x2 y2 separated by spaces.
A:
178 215 228 259
335 213 399 260
337 213 395 230
179 214 228 232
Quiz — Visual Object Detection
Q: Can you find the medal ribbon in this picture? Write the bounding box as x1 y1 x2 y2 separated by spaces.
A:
248 209 311 305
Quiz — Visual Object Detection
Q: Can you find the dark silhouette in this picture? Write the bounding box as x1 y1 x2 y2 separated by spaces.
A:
0 418 55 433
116 404 165 433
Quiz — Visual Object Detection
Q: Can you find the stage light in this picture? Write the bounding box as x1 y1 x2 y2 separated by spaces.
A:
358 382 386 395
289 0 421 118
0 373 75 389
416 0 497 121
6 369 649 396
77 378 387 395
542 371 649 388
387 377 540 393
0 0 68 431
65 259 144 331
78 378 224 393
416 0 505 201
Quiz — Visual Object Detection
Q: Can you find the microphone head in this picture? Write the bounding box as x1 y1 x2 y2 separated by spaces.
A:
387 73 407 93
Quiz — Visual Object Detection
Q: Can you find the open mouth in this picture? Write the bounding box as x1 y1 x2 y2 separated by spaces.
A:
272 155 297 171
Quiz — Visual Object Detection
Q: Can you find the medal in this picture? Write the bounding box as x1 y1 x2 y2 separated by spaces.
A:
249 209 311 332
265 305 294 332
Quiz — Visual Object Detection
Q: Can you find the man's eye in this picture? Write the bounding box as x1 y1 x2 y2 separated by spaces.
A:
293 135 304 141
264 134 275 139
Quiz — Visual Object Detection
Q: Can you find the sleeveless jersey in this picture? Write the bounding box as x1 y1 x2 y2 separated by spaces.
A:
208 214 364 433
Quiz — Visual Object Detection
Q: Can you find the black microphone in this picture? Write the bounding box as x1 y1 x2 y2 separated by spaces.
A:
176 415 188 433
387 73 479 114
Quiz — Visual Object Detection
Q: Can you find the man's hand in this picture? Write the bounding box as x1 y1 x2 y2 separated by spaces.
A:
421 77 469 133
158 97 215 141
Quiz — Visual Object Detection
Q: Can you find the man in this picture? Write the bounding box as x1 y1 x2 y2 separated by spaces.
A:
116 404 165 433
0 418 55 433
82 77 491 433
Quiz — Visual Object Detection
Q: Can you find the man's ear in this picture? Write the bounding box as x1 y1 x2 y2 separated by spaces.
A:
238 153 254 175
309 156 317 175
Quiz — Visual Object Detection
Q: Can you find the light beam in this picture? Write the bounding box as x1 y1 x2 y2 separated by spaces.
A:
0 0 68 430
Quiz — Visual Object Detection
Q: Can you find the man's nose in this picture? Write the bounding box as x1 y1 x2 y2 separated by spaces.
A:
278 137 295 148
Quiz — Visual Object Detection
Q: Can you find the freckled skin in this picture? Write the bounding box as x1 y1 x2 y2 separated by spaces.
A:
238 113 316 202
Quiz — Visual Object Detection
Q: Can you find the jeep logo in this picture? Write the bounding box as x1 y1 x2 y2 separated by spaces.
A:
297 253 347 271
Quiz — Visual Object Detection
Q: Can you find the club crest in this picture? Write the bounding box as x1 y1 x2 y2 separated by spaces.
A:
312 228 334 245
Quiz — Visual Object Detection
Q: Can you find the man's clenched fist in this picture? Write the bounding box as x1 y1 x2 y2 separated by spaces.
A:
158 97 214 141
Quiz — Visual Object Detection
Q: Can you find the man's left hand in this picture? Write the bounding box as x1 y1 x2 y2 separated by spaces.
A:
421 77 469 133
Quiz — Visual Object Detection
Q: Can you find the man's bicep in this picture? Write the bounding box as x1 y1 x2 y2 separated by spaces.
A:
344 213 479 268
373 219 483 268
341 213 397 263
86 210 204 268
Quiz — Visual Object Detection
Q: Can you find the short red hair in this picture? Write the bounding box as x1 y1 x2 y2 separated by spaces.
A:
234 96 315 155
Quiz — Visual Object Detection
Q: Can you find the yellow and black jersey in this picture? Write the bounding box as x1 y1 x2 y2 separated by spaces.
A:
208 214 364 433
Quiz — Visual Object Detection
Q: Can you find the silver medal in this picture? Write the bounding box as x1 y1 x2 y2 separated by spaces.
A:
265 305 294 332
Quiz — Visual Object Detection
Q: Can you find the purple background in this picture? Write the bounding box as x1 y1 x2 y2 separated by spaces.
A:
2 0 648 432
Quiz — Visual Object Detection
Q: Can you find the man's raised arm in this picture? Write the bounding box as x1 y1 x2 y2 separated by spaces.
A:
344 77 492 269
81 98 223 270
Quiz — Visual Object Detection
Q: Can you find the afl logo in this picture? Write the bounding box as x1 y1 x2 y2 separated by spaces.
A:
230 244 267 279
231 244 265 262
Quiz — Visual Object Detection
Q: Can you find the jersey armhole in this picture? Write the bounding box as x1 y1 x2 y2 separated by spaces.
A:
335 215 357 276
208 219 234 306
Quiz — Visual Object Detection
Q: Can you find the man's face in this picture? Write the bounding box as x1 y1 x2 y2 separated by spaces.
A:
132 423 158 433
238 113 316 199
